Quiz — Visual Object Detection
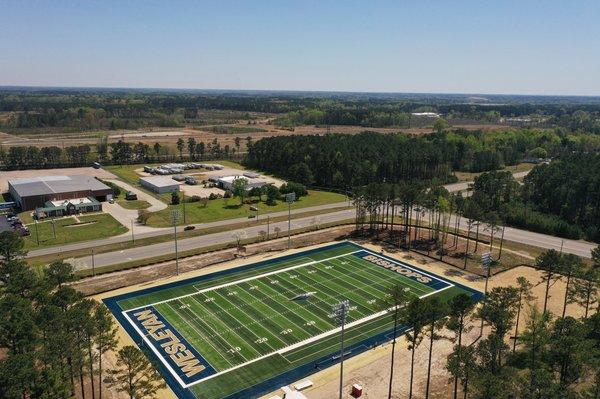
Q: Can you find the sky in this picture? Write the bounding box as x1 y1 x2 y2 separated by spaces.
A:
1 0 599 96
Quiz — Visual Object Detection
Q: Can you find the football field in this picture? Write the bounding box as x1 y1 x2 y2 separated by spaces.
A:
104 241 482 399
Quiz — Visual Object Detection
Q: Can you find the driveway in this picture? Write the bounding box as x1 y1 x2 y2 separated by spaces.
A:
105 179 166 212
103 179 169 234
444 170 531 195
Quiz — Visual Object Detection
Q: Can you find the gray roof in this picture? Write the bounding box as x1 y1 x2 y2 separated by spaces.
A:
139 176 181 187
8 175 110 197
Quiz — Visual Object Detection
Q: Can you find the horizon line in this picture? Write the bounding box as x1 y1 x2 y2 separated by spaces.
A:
1 84 600 99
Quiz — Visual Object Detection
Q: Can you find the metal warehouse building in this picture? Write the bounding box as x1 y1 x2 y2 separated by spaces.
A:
139 176 180 194
8 175 113 211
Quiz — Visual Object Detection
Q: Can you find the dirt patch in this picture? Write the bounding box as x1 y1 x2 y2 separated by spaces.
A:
73 225 354 296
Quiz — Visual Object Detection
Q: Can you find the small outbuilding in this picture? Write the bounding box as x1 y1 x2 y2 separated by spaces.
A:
139 176 180 194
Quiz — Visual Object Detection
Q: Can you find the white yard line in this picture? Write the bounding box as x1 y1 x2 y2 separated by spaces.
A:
184 284 453 387
127 250 363 312
123 247 456 389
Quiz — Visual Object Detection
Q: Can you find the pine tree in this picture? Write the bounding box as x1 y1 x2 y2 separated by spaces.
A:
104 346 166 399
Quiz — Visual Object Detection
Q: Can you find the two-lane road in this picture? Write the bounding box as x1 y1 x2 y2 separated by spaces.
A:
67 206 597 271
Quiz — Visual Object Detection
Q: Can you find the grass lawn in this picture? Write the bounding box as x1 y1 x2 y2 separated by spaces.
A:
23 213 128 250
117 199 151 210
453 162 535 182
146 190 347 227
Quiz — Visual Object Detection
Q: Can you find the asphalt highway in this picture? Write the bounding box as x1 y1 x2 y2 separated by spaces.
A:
68 206 597 271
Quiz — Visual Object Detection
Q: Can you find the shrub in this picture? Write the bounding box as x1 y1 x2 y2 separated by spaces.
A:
171 191 180 205
137 209 150 225
280 181 308 198
98 178 122 197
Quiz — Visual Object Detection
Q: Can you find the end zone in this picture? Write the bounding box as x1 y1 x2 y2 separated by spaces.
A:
123 305 216 387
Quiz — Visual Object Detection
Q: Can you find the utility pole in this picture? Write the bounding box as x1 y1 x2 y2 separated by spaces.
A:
285 192 295 250
267 216 270 239
51 218 56 239
480 252 492 335
171 210 180 275
131 219 135 244
333 299 350 399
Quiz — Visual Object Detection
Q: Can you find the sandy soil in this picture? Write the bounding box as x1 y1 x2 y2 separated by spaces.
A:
0 166 116 192
263 248 586 399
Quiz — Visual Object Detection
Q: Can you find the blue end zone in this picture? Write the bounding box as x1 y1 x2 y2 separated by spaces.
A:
125 305 216 385
352 250 451 291
103 241 485 399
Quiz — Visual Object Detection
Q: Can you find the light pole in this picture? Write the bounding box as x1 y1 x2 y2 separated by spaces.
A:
131 219 135 244
171 210 180 275
285 192 295 250
333 299 350 399
267 216 270 239
51 218 56 239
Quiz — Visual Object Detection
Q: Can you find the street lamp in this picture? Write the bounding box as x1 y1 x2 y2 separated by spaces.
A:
332 299 350 399
285 192 295 249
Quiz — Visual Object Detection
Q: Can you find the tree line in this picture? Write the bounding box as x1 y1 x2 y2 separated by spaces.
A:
244 129 600 189
3 90 600 132
0 231 166 399
378 246 600 399
0 136 246 170
466 154 600 242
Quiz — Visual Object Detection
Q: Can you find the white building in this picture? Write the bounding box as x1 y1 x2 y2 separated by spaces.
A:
139 176 180 194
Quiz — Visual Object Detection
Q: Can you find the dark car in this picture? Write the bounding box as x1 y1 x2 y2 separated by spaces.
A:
125 191 138 200
184 225 195 231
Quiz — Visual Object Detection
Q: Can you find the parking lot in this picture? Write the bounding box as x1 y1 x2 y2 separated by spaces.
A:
0 213 29 236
